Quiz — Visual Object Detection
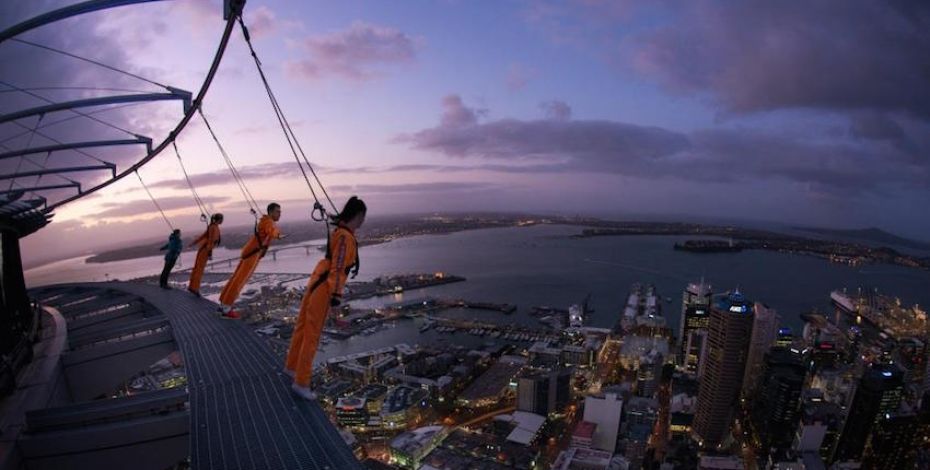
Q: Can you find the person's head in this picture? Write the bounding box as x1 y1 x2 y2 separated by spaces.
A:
267 203 281 221
211 213 224 225
172 229 181 238
335 196 366 230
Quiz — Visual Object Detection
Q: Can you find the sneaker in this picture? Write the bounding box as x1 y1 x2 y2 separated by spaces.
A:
221 310 241 320
291 383 317 401
283 368 296 379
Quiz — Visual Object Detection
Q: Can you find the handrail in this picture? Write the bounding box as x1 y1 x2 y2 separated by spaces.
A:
47 6 243 211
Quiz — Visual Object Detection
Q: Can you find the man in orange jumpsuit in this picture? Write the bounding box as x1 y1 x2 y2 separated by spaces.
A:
286 196 365 400
187 213 223 297
217 203 282 319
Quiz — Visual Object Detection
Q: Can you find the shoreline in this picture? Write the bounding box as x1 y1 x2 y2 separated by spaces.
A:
66 216 930 275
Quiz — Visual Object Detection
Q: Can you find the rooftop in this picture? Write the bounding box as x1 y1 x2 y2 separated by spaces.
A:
494 411 546 445
573 421 597 439
389 425 447 454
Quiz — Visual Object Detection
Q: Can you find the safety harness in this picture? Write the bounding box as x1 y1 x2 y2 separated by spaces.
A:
306 223 361 299
241 219 270 260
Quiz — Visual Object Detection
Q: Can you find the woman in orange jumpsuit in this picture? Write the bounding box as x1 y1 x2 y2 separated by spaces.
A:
187 213 223 297
286 196 366 400
218 203 282 319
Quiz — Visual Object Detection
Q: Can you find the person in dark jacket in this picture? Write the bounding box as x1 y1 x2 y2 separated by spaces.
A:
159 229 183 289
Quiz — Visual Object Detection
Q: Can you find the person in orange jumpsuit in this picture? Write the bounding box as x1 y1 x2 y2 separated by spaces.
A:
217 203 282 319
286 196 366 400
187 213 224 297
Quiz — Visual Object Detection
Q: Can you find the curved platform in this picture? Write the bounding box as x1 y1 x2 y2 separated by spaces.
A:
28 282 362 470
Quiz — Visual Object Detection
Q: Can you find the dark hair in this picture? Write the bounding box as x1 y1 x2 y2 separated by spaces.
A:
172 229 181 236
267 202 281 214
211 213 224 223
335 196 366 223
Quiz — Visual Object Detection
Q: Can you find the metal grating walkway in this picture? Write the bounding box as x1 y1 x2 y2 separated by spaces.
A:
34 282 362 470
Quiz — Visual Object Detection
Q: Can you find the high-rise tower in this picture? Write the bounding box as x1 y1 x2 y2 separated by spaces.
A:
833 364 905 463
679 280 713 375
692 290 755 450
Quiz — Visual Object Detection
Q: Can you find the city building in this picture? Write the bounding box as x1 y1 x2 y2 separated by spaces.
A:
561 345 595 368
742 302 780 396
861 410 920 469
619 336 670 370
775 327 794 347
636 349 664 397
359 384 389 414
382 385 429 430
420 428 539 470
318 379 354 404
698 455 744 469
621 396 659 468
679 280 713 374
793 400 843 463
456 355 525 409
692 290 755 450
571 421 597 449
495 411 547 446
336 397 369 428
389 425 448 469
570 304 584 328
552 446 628 470
327 346 401 383
751 347 806 459
833 363 905 463
516 367 572 416
583 393 624 454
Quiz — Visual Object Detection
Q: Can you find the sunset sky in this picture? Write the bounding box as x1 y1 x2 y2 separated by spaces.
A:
2 0 929 265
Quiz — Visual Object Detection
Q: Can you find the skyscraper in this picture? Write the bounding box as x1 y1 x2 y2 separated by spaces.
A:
833 364 904 463
751 347 806 459
583 393 624 454
517 367 572 416
742 302 780 396
861 411 920 469
692 290 755 450
679 280 713 375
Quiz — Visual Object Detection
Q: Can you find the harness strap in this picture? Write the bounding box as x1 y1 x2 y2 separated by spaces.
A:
308 271 330 295
241 220 269 259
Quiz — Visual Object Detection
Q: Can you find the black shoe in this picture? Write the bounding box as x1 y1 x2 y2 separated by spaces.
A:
160 284 171 290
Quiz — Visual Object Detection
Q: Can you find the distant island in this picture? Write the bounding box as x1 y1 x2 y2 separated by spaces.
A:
84 213 549 264
577 223 930 270
796 226 930 252
84 214 930 271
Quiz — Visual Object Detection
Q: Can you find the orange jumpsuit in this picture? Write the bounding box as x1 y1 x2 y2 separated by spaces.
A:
286 225 357 387
188 222 221 293
219 215 280 306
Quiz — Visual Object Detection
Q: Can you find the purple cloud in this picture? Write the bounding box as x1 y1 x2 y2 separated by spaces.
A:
438 95 486 127
398 95 689 163
627 1 930 118
245 6 277 39
147 162 301 190
97 195 229 218
540 100 572 121
398 95 930 196
285 22 419 81
329 181 497 194
505 63 538 91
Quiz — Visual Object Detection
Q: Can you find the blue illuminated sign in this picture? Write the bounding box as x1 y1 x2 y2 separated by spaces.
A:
728 305 748 313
